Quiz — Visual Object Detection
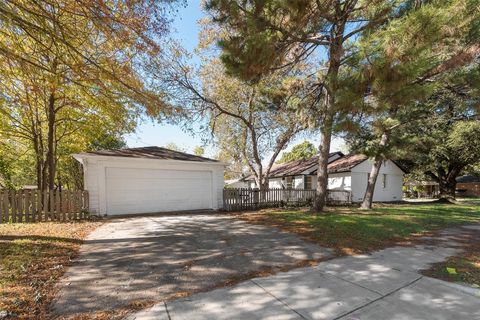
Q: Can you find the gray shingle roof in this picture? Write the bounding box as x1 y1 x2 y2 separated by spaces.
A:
244 152 344 180
79 146 220 163
326 154 368 173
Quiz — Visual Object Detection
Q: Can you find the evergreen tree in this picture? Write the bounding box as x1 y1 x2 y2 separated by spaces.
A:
344 0 479 208
204 0 457 211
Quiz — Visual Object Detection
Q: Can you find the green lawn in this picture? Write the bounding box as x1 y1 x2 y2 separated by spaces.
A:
241 202 480 286
241 202 480 254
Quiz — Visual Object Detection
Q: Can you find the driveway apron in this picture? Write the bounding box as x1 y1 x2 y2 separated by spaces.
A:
52 214 333 317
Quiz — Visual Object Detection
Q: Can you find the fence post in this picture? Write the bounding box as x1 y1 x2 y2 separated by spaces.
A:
31 190 35 222
11 190 17 223
0 191 4 223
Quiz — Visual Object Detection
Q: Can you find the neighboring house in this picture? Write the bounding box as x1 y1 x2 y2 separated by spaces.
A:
403 180 439 198
404 175 480 198
245 153 406 203
456 175 480 197
246 152 344 189
73 147 225 216
225 178 249 188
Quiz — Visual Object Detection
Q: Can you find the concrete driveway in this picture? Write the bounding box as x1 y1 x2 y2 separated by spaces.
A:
52 214 333 317
129 224 480 320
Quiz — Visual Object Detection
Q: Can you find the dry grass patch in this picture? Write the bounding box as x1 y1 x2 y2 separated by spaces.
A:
422 227 480 287
0 221 101 319
67 300 156 320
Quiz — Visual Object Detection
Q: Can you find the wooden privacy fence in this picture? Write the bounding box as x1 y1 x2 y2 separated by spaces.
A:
223 188 352 211
0 190 89 223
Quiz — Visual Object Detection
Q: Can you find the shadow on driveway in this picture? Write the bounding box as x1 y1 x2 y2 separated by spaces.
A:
52 214 333 317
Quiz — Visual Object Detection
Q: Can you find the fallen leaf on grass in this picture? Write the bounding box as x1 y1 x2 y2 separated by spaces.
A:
446 267 457 275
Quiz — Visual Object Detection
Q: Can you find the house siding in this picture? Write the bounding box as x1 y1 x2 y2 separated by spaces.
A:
351 160 404 202
246 157 404 203
294 176 304 188
83 158 100 214
327 172 352 191
268 178 284 188
80 156 225 215
457 182 480 197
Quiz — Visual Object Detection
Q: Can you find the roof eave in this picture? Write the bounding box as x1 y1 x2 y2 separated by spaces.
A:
71 153 228 166
391 160 409 174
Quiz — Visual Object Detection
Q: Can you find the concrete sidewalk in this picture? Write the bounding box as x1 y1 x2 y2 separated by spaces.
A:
128 225 480 320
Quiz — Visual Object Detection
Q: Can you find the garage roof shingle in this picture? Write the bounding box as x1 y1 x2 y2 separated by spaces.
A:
80 146 220 163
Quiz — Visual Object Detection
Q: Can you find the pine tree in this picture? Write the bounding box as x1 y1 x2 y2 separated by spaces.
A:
205 0 479 210
345 0 479 208
204 0 420 211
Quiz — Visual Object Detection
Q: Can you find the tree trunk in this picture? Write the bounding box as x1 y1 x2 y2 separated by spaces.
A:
360 158 382 209
34 107 46 191
32 133 43 190
313 114 333 212
259 178 268 201
438 176 457 199
46 92 56 191
360 131 390 209
313 20 344 212
429 166 462 200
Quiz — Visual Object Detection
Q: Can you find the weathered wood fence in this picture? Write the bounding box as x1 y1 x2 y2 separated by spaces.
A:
223 188 352 211
0 190 89 223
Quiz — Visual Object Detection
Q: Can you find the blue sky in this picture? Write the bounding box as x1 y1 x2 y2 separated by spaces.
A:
124 0 205 152
125 0 345 157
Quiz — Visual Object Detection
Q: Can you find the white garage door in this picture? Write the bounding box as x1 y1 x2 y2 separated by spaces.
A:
105 167 213 215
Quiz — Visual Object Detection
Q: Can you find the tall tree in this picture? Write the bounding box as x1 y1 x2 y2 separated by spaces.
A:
0 142 16 189
166 56 308 191
403 79 480 198
0 0 176 85
276 141 318 164
204 0 421 211
193 146 206 156
164 142 187 152
344 0 479 208
0 0 179 191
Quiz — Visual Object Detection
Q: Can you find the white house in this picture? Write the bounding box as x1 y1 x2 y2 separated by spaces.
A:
246 152 344 189
325 154 405 202
225 178 249 188
73 147 225 216
245 153 406 202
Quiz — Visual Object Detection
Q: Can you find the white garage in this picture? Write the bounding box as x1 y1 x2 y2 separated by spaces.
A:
73 147 225 216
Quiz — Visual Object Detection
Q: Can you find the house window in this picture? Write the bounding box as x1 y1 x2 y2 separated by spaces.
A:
382 174 387 189
305 176 313 189
286 176 293 189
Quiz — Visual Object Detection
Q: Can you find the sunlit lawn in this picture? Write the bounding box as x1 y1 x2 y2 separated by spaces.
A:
240 202 480 254
241 201 480 286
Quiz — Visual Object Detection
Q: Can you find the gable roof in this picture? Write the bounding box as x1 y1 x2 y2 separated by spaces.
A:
74 146 220 163
244 152 408 181
326 154 368 173
244 152 343 180
324 155 408 174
